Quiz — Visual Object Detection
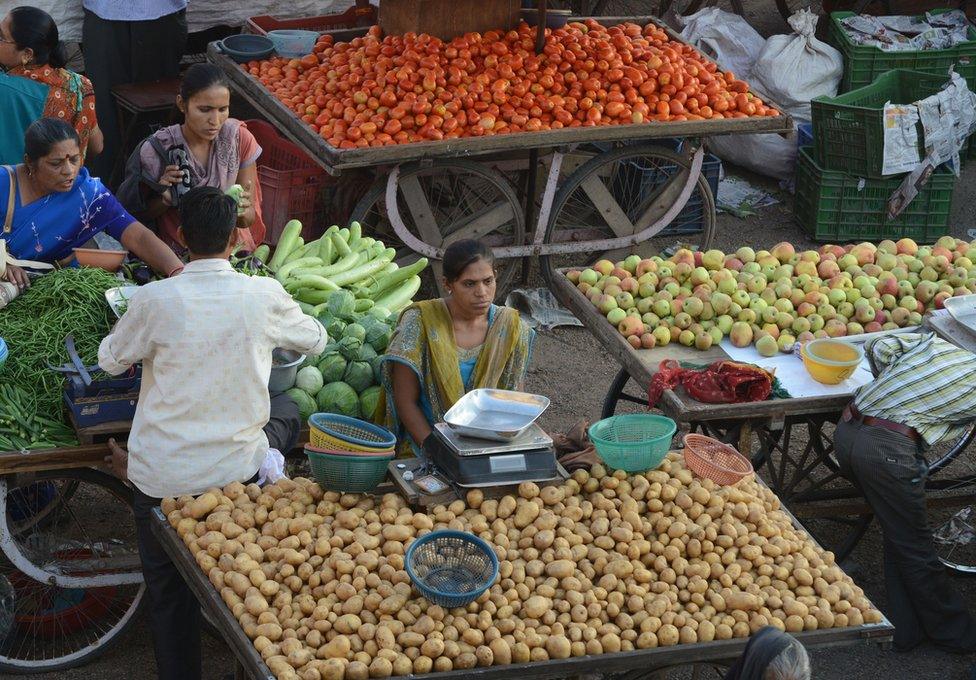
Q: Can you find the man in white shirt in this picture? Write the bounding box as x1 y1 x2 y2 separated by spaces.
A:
98 186 327 680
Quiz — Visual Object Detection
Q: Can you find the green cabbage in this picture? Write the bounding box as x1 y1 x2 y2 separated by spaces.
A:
327 289 357 321
295 366 324 395
316 382 360 418
343 360 374 393
359 386 383 422
338 335 363 361
343 323 366 343
325 317 346 340
286 388 317 422
357 343 378 363
318 353 347 384
365 323 392 353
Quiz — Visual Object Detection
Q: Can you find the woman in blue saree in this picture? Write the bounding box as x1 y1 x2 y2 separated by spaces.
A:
1 118 182 289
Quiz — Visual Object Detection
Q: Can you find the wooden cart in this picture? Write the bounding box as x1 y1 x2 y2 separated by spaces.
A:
549 269 976 566
208 16 793 295
149 492 894 680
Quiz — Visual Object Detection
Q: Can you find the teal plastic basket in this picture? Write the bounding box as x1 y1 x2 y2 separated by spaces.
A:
306 448 392 493
588 414 677 472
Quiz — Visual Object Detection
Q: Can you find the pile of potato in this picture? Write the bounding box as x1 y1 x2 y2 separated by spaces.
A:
166 452 882 680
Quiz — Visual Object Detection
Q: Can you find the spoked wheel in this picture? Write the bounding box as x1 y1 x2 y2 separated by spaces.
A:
0 470 146 673
539 143 715 285
602 368 649 419
925 424 976 575
774 0 824 21
348 159 526 300
611 662 730 679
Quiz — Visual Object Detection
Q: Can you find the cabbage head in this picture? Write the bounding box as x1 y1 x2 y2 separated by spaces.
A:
286 388 317 422
316 382 360 418
327 289 357 321
343 323 366 343
343 360 374 393
366 323 392 353
359 386 383 422
295 366 324 395
325 317 346 340
357 343 377 363
338 335 363 361
318 352 347 384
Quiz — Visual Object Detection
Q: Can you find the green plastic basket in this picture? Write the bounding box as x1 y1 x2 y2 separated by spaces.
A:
306 448 393 493
811 70 950 178
793 146 955 243
588 414 676 473
827 10 976 92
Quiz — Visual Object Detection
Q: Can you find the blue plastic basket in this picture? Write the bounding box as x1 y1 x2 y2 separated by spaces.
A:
308 413 397 449
797 123 813 150
406 530 499 608
589 414 677 472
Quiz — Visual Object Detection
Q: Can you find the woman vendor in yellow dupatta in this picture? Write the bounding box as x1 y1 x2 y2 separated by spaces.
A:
380 239 535 456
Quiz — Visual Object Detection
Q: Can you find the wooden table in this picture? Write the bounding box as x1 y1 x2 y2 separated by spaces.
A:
149 494 893 680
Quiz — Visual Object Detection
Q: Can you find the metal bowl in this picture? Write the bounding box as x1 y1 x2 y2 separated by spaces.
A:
444 389 550 442
269 348 305 392
215 34 275 63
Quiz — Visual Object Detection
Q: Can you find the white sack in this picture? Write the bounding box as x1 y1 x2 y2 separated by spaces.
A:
708 130 799 182
750 10 843 123
677 7 765 80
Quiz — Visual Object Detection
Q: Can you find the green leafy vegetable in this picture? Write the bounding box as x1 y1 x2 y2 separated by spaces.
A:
343 360 373 393
295 366 324 395
343 323 366 343
359 386 383 422
318 353 347 384
337 335 363 361
316 382 360 418
285 388 317 422
327 289 357 320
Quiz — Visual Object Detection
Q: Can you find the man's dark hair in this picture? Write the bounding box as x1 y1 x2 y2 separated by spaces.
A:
179 186 237 255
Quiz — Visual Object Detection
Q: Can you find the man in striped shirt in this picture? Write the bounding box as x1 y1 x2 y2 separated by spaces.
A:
834 332 976 654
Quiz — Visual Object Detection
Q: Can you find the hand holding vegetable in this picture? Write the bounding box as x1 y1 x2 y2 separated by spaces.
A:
3 263 29 290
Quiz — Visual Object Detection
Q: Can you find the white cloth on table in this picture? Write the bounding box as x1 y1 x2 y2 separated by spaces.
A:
98 258 327 498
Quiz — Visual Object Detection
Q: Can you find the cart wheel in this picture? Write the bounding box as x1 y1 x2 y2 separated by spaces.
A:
926 424 976 575
0 469 146 674
539 144 715 285
610 661 729 680
348 160 526 300
601 368 649 419
774 0 825 21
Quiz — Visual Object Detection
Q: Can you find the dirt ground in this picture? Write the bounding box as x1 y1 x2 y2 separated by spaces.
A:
12 4 976 680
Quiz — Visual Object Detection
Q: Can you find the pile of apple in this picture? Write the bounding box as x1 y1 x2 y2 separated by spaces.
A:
566 236 976 356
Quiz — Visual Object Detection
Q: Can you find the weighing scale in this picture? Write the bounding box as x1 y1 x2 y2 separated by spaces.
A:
50 336 140 429
425 422 558 487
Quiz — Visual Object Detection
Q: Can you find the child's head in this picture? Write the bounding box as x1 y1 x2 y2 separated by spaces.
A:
178 186 237 257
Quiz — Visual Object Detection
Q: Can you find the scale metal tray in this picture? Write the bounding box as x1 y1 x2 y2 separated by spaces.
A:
443 389 550 442
105 286 140 319
434 422 552 457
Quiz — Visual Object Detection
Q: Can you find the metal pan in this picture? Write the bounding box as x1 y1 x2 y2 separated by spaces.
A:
104 286 140 319
444 389 550 442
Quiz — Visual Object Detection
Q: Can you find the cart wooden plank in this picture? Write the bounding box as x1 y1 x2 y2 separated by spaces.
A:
208 15 792 175
150 492 892 680
549 268 854 423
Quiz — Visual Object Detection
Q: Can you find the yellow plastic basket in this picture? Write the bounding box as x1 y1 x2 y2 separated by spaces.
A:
309 428 394 453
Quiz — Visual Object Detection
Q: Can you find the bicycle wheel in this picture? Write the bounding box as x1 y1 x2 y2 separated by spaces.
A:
539 143 715 285
348 159 526 300
0 469 146 673
775 0 824 21
925 425 976 575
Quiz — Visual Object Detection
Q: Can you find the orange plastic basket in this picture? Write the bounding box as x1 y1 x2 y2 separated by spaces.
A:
682 434 754 486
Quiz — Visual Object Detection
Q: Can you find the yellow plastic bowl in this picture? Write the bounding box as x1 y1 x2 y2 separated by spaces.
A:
309 427 394 453
800 339 863 384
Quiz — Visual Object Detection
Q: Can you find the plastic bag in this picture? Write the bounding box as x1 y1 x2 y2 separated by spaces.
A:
708 129 800 181
676 7 765 80
750 10 843 123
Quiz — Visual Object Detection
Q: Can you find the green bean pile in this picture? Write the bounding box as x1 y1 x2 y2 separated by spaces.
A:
0 384 77 450
0 268 120 443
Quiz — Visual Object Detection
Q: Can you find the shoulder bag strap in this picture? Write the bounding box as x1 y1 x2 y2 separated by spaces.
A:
3 165 15 234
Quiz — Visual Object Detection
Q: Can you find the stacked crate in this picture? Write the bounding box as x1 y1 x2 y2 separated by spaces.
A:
793 10 976 243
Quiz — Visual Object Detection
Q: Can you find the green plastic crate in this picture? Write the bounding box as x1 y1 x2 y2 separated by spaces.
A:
811 70 949 178
794 146 955 243
827 10 976 92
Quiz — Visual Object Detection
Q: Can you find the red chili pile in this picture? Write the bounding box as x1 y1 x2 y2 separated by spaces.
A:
246 20 778 149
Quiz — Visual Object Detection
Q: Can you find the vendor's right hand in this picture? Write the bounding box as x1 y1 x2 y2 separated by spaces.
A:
2 264 29 290
159 164 185 188
105 438 129 481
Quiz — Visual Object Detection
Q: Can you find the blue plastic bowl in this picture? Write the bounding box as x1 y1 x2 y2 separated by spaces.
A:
215 34 275 63
308 413 397 450
406 531 499 608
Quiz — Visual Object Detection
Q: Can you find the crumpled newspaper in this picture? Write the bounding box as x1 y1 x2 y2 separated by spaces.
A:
841 10 971 51
504 287 582 330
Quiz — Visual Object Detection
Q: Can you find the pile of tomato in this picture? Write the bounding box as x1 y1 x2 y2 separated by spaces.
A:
246 20 779 149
